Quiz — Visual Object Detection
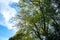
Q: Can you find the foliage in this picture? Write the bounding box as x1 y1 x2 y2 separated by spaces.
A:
9 0 60 40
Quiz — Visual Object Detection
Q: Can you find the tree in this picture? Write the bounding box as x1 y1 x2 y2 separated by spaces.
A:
9 0 60 40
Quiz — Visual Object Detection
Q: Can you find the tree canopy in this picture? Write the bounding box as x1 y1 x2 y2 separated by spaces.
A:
9 0 60 40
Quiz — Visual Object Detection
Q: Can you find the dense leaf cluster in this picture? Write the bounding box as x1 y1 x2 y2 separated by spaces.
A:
9 0 60 40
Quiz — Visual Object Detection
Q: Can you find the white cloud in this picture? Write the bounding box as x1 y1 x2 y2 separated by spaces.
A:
0 0 19 31
11 0 19 3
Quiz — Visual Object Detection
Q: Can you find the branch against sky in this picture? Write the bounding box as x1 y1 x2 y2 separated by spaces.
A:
0 0 19 40
0 0 19 30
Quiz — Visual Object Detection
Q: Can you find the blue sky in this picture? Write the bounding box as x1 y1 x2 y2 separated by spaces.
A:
0 0 19 40
0 25 14 40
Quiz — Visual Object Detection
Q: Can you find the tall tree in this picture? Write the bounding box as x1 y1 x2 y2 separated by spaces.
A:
9 0 60 40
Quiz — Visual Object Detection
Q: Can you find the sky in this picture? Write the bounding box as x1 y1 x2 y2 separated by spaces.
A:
0 0 19 40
